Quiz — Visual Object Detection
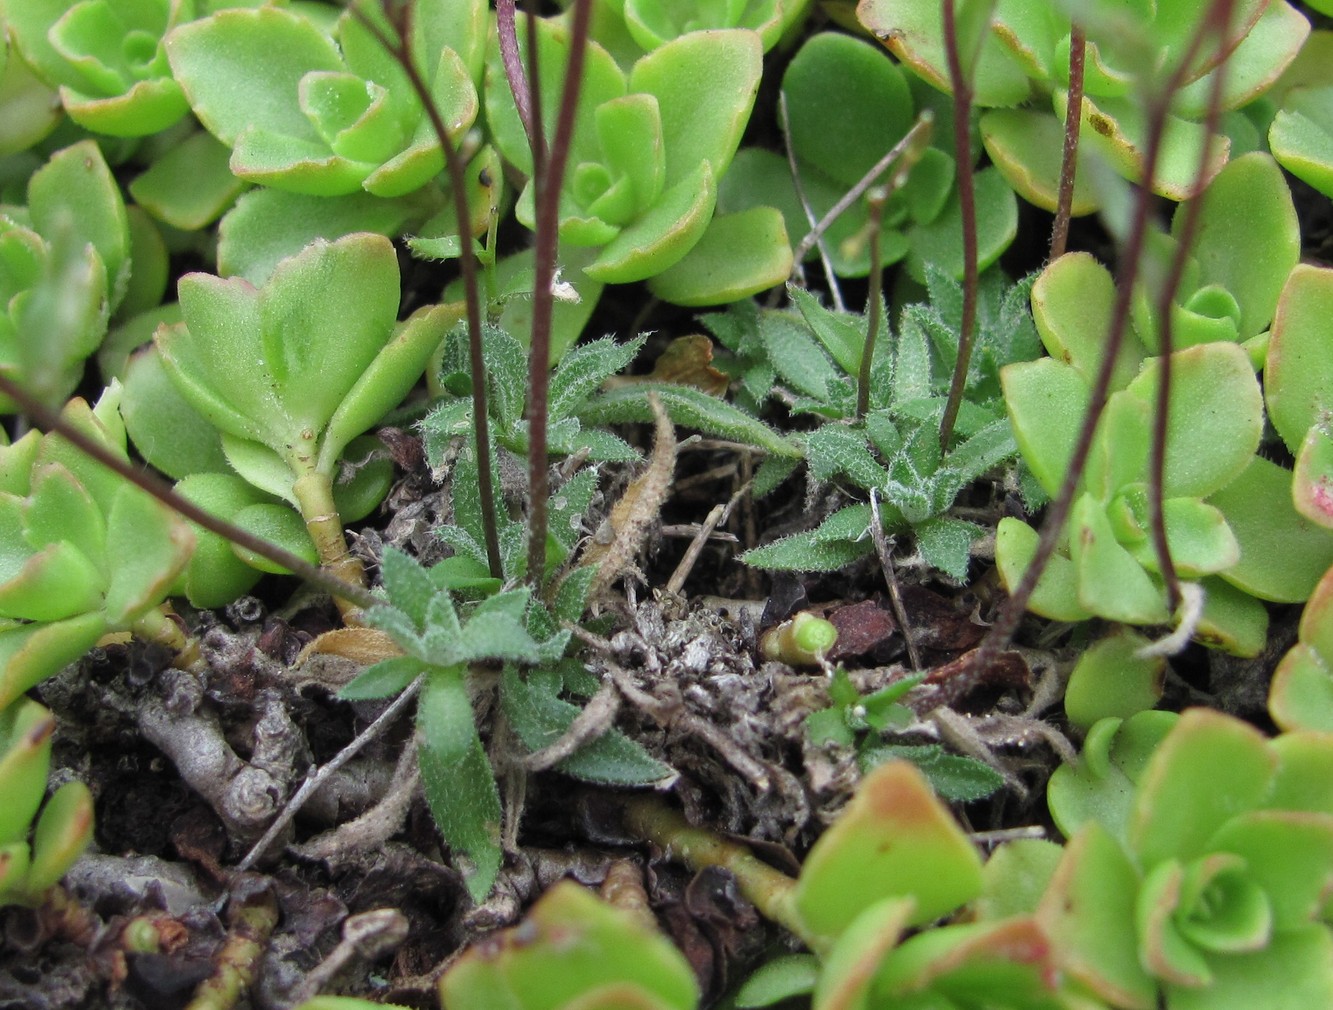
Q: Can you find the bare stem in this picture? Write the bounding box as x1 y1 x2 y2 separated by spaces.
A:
791 113 933 268
974 3 1234 672
0 372 377 611
780 92 844 311
938 0 981 451
621 795 816 949
1049 24 1086 261
526 0 593 585
364 1 503 579
495 0 536 155
1145 0 1236 617
857 187 890 420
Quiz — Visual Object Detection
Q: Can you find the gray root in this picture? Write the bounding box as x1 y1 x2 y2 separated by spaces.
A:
134 671 288 845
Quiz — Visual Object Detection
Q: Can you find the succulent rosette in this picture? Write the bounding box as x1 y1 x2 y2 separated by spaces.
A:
1043 709 1333 1010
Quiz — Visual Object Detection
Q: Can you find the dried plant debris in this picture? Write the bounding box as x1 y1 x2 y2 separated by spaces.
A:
578 393 679 602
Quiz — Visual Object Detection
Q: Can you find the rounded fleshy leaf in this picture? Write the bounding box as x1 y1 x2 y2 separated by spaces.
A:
624 0 787 52
1047 710 1180 844
159 272 275 424
1173 0 1310 119
1209 454 1333 603
483 14 627 178
1065 628 1165 731
981 108 1100 215
1267 730 1333 816
172 472 269 608
628 28 760 187
905 167 1018 282
811 897 913 1010
1115 491 1240 577
1175 152 1299 342
0 539 104 623
23 463 105 567
1194 575 1269 659
1070 492 1169 625
0 614 109 712
585 162 715 283
1164 924 1333 1010
1137 858 1231 986
1293 425 1333 530
322 300 463 471
1125 342 1263 500
216 187 422 285
121 345 228 481
131 129 248 232
439 880 699 1010
27 141 129 296
0 700 55 849
25 779 93 894
1038 822 1155 1010
1069 92 1230 201
0 45 61 156
1266 264 1333 456
994 517 1093 623
646 206 792 306
1000 357 1090 499
101 483 193 627
874 918 1065 1007
258 233 400 437
782 32 914 190
1208 811 1333 931
856 0 1033 107
230 503 319 575
1270 84 1333 197
1030 253 1146 389
1129 709 1275 869
167 6 342 147
1269 565 1333 733
792 760 983 938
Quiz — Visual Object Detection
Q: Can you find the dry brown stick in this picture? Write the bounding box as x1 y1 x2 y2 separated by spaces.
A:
869 490 922 671
665 479 752 596
236 677 423 871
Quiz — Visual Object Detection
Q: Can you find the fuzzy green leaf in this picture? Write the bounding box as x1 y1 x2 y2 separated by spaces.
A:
806 425 886 489
502 669 674 786
548 336 646 422
338 657 424 701
417 667 502 903
913 516 982 581
581 384 800 458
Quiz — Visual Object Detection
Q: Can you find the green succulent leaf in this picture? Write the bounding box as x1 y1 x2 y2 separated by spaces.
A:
440 880 699 1010
793 760 983 939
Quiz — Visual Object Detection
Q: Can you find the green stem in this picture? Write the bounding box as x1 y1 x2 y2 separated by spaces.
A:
621 795 817 949
937 0 984 451
857 187 889 421
1049 24 1086 261
184 879 279 1010
292 469 366 618
133 606 202 670
0 372 377 612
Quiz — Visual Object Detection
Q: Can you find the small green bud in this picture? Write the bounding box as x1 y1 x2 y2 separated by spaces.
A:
761 612 838 666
